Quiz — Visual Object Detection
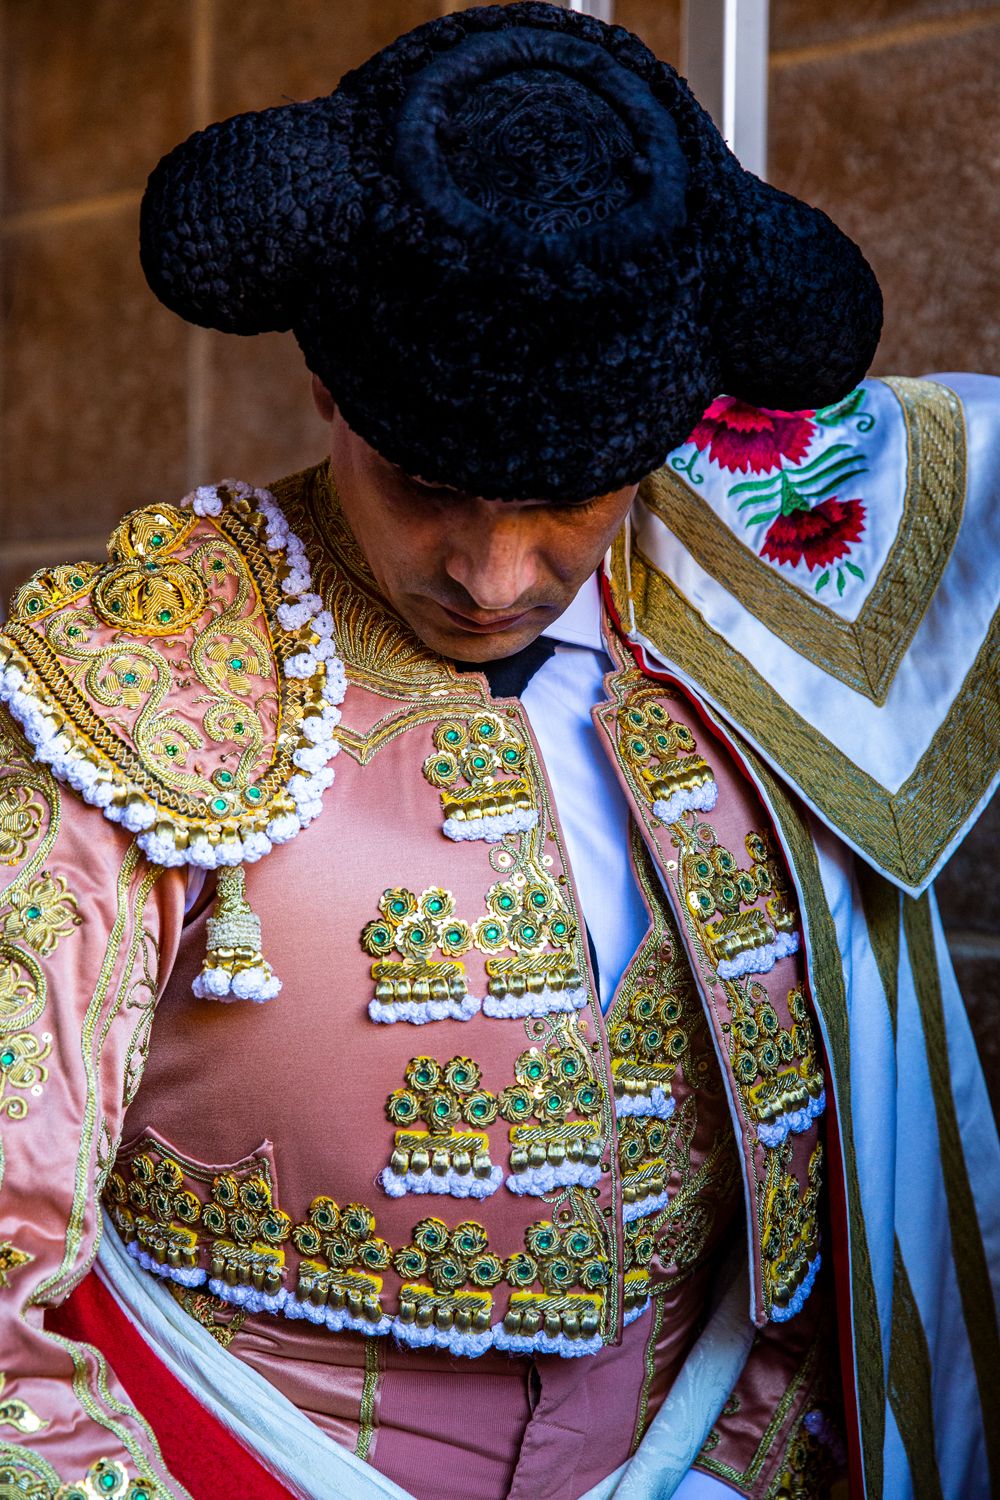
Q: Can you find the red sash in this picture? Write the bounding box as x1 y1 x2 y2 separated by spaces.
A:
46 1272 296 1499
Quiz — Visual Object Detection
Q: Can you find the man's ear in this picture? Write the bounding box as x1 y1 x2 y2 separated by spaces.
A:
311 373 336 423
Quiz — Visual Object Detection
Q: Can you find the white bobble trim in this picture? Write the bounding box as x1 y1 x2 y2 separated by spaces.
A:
2 483 346 879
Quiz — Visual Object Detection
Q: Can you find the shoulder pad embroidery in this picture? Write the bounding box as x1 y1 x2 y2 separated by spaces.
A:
0 481 345 870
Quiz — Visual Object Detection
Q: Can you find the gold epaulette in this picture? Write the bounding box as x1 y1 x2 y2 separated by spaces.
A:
0 477 345 1000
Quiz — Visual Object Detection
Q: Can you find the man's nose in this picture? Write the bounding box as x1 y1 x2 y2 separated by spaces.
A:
443 508 539 612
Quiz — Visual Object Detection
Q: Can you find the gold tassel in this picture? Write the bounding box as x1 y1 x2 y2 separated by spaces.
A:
192 865 281 1003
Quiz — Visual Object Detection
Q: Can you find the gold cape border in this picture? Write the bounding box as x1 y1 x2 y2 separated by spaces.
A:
638 377 967 706
611 537 999 892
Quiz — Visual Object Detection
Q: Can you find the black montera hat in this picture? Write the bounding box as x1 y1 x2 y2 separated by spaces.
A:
140 2 882 501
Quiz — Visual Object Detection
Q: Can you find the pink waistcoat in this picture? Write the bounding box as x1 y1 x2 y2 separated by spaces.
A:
111 477 834 1499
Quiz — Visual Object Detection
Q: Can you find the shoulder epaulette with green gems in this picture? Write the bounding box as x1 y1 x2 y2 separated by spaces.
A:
0 479 345 1001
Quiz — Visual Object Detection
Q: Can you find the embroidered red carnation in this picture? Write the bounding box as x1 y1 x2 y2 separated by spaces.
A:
688 397 816 474
761 497 866 571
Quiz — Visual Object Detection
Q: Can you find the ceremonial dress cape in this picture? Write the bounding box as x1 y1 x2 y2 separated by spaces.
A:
0 374 996 1500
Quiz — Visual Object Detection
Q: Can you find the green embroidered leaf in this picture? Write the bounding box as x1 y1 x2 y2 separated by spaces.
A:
815 571 831 592
845 562 865 579
747 509 780 526
815 388 865 425
836 570 847 596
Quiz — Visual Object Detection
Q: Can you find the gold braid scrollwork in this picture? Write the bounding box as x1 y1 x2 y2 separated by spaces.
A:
0 713 79 1122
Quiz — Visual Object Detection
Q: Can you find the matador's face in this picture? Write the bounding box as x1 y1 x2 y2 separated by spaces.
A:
316 379 637 662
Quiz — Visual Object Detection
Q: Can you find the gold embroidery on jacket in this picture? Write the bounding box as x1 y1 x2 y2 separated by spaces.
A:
423 713 533 833
498 1045 602 1178
0 1373 48 1434
617 693 715 820
499 1219 609 1346
394 1217 503 1336
0 716 75 1124
0 1241 32 1289
385 1056 500 1192
2 494 325 850
166 1284 249 1347
0 1453 162 1499
362 886 478 1022
293 1199 391 1325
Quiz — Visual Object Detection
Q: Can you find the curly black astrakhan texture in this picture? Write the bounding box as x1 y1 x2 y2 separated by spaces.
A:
140 2 882 501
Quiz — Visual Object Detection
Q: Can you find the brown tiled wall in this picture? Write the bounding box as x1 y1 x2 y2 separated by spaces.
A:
0 0 996 1099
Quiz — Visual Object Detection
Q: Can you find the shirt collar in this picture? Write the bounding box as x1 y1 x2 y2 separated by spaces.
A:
540 572 604 651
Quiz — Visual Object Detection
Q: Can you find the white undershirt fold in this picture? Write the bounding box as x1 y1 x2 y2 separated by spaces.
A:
526 574 650 1010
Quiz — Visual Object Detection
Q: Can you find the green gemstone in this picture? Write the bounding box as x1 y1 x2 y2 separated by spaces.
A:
391 900 405 915
503 748 518 762
434 1100 449 1116
428 899 443 913
230 657 244 670
211 559 224 572
150 533 163 547
522 926 536 941
211 797 228 814
158 609 172 623
72 575 84 587
445 729 460 743
436 760 450 775
499 895 513 910
552 921 567 936
28 599 40 612
1 1050 15 1068
25 905 42 920
67 626 80 636
111 601 122 613
233 721 245 734
411 928 426 943
165 744 179 757
245 786 262 803
531 891 546 907
216 770 233 784
145 561 159 572
100 1476 116 1493
528 1062 543 1079
471 1100 486 1117
472 755 487 770
122 671 138 685
481 723 494 736
486 925 501 941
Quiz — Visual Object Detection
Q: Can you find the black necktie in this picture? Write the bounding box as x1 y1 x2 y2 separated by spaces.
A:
452 634 558 699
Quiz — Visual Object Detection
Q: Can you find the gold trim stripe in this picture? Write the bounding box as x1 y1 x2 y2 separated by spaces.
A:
888 1237 945 1500
630 1295 665 1454
616 547 999 891
354 1336 380 1462
902 895 1000 1493
639 378 965 705
728 741 886 1497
